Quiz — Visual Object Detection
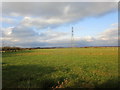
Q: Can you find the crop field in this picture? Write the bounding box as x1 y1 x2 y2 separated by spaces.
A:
2 47 119 88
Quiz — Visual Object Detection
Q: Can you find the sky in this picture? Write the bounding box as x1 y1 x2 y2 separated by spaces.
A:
1 2 119 47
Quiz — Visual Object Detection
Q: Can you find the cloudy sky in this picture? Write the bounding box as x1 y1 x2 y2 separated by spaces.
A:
1 2 118 47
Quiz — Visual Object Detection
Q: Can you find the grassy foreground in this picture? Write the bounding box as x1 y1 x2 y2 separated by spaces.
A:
2 47 119 88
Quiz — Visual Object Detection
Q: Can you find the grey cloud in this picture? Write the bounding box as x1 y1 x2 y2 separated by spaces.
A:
2 2 117 17
11 26 38 38
2 23 69 47
2 2 117 29
2 2 118 47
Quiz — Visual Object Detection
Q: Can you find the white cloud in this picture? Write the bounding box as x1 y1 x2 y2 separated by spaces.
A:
20 16 68 29
2 27 14 36
2 24 118 47
1 17 17 24
97 28 118 41
71 26 118 47
111 23 118 27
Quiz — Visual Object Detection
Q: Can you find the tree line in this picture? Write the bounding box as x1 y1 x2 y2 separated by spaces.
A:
1 46 32 53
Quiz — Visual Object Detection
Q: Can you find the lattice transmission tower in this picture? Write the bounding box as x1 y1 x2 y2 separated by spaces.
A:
71 27 74 48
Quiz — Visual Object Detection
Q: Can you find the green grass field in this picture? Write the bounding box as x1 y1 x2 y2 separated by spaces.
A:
2 47 119 88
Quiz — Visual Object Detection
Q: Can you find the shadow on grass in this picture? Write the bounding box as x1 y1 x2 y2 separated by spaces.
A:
95 78 119 89
2 64 119 89
2 64 57 88
69 77 119 89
